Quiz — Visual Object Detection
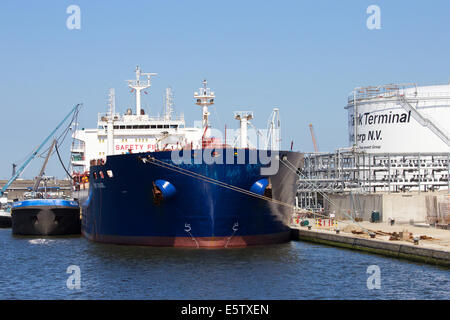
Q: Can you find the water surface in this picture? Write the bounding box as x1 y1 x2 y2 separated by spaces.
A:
0 229 448 299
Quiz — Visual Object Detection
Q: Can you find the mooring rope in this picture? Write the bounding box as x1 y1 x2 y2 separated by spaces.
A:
142 153 373 235
143 155 296 210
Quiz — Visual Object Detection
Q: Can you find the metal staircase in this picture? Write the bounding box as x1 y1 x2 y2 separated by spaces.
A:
397 96 450 147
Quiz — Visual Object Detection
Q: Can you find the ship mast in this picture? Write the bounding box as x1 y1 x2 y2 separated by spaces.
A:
107 88 116 156
194 79 215 132
126 66 157 115
165 86 174 120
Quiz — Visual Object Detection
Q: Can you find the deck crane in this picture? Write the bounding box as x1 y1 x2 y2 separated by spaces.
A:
266 108 281 151
32 139 57 192
309 124 319 152
0 104 81 197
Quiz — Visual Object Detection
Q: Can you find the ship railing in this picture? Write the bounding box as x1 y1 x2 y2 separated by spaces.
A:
97 112 185 123
98 113 121 123
348 89 450 105
70 141 85 152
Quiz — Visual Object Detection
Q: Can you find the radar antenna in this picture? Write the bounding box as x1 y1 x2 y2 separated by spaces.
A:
194 79 215 131
126 66 157 115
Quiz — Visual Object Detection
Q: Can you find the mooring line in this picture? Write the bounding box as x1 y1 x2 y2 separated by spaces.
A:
143 156 297 210
142 154 373 236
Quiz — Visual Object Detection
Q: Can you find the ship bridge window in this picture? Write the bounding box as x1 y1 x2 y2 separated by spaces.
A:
157 125 163 129
164 125 169 129
151 125 156 129
113 126 119 129
170 125 178 129
133 125 138 129
126 125 132 129
120 125 125 129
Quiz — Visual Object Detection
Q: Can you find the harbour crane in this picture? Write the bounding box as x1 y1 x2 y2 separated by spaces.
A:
0 104 81 197
32 139 57 192
309 124 319 152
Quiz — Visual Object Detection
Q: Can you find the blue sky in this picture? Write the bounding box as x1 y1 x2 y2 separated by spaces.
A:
0 0 449 179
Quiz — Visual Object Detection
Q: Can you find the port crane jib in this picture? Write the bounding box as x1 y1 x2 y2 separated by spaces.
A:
0 104 81 197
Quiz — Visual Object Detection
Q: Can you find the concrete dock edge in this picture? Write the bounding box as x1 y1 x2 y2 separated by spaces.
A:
290 228 450 267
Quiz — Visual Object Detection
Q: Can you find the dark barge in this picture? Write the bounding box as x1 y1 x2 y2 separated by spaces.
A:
11 199 81 235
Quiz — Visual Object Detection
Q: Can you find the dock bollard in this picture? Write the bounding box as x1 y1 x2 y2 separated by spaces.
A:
307 226 312 230
335 229 340 234
413 237 419 245
369 232 376 239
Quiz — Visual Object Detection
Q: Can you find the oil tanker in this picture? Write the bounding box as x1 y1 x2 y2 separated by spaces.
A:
73 67 303 247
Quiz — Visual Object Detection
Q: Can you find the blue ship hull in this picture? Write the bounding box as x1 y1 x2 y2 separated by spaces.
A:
80 149 303 247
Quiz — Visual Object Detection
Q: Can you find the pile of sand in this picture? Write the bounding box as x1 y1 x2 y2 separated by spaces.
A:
341 224 363 234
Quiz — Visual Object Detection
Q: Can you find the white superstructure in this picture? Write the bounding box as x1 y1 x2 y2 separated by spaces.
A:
70 67 205 173
346 82 450 153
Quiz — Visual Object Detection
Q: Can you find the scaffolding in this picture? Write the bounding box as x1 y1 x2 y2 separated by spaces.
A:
297 150 450 211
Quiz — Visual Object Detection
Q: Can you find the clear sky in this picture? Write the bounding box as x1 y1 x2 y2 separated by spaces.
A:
0 0 449 179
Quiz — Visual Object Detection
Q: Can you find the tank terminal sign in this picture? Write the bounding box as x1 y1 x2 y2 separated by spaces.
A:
356 110 411 126
350 111 411 146
347 83 450 153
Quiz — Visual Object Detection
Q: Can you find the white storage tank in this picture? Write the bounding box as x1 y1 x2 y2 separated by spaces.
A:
346 83 450 153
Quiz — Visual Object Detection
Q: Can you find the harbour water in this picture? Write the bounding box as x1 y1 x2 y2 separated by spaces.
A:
0 229 448 300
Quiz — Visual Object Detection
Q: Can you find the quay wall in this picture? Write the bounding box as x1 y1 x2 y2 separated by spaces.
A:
325 191 449 224
290 227 450 267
